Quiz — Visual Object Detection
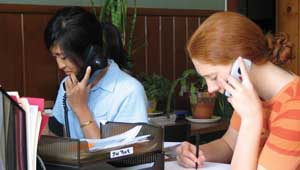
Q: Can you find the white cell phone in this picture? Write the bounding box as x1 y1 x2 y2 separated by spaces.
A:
224 57 252 97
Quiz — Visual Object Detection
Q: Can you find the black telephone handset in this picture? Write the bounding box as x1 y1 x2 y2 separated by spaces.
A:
63 45 108 137
62 45 108 89
76 45 108 81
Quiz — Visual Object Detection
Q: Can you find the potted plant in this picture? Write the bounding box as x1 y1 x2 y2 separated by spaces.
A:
137 74 171 115
166 69 217 119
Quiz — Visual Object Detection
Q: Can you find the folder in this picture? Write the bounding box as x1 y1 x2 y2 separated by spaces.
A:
22 97 48 141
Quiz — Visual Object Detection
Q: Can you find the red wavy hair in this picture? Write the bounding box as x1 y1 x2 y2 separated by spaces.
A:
187 12 271 65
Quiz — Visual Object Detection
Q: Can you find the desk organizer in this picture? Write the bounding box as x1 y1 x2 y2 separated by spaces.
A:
38 122 164 170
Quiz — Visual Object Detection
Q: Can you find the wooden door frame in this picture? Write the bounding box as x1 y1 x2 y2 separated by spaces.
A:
227 0 238 12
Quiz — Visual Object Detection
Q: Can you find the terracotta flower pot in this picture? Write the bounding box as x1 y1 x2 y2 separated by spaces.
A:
191 92 216 119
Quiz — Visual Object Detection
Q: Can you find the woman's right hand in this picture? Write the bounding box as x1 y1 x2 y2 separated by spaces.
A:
176 141 206 168
65 66 92 115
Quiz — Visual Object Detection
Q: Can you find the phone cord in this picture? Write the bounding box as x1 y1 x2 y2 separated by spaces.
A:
63 93 70 137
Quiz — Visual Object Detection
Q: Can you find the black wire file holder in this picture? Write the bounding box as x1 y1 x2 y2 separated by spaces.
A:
37 122 164 170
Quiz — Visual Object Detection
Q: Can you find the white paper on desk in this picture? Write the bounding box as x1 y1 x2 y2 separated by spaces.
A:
164 142 181 149
81 125 150 152
118 162 154 170
165 161 231 170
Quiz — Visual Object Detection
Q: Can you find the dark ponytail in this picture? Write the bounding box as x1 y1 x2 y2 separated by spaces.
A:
102 22 129 70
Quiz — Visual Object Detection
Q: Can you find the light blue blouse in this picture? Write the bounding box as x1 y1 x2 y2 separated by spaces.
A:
52 60 148 139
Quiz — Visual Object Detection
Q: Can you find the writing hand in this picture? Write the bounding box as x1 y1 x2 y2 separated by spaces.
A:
176 142 206 168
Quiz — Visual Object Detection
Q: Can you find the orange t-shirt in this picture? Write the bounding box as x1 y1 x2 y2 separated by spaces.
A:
230 75 300 170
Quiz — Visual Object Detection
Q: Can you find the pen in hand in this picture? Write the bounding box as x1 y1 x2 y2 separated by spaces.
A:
195 134 199 170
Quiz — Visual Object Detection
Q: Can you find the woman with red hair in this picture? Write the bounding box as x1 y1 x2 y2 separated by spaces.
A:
176 12 299 170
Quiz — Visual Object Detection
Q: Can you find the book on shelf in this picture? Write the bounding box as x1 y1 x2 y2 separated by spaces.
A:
6 91 49 170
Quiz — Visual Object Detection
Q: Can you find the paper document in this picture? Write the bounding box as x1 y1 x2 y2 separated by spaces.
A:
164 142 181 149
165 161 231 170
81 125 151 152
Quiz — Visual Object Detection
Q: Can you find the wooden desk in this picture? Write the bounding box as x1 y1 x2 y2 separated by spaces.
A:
149 117 229 142
190 119 229 136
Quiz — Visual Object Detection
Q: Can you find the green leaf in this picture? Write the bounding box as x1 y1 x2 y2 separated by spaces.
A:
190 84 197 104
90 0 97 17
127 0 137 63
179 79 186 96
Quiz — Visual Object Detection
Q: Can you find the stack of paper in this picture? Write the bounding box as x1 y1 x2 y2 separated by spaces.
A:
81 125 151 152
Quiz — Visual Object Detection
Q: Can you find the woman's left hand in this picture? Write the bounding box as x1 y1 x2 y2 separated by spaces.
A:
64 66 92 117
221 58 263 120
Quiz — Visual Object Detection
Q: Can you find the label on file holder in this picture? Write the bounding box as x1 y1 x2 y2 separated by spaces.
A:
110 147 134 158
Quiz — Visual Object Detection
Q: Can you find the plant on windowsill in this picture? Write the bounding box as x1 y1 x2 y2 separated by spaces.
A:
137 73 171 116
166 69 232 120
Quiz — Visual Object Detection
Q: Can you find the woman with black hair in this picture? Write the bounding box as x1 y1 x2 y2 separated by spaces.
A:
44 7 147 139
